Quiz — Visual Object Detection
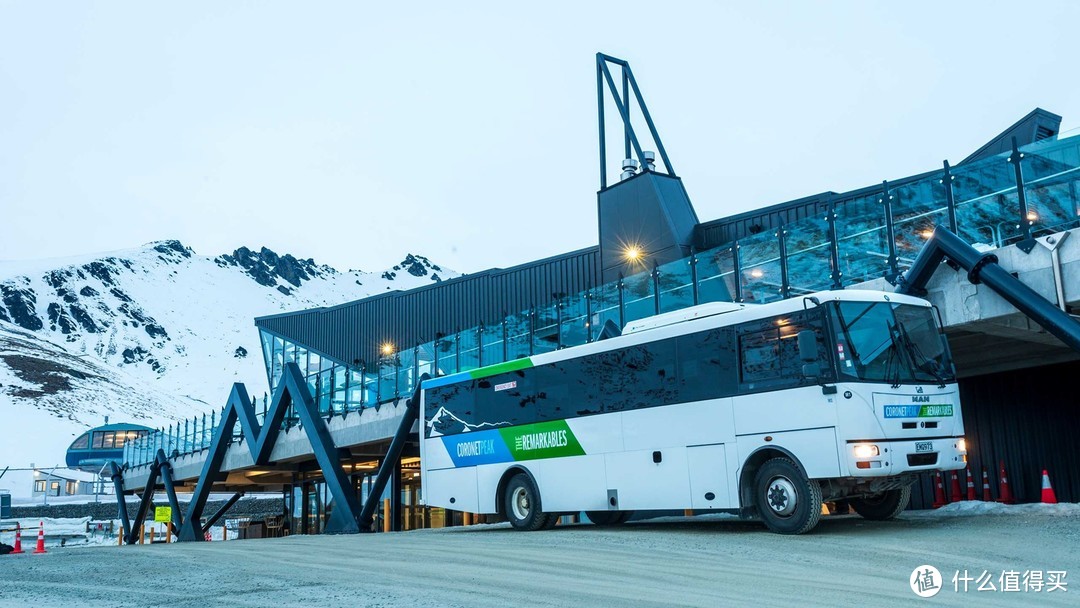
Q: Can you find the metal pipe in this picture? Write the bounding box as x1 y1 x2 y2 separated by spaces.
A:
897 227 1080 352
202 492 243 533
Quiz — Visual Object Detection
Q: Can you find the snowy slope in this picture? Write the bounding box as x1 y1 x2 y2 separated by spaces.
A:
0 241 454 496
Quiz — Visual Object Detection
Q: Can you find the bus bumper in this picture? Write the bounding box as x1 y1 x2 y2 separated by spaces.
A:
844 436 966 477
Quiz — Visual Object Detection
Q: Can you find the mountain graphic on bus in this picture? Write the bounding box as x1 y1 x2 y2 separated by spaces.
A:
426 406 511 437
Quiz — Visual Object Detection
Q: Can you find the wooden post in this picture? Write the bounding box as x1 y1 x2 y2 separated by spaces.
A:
138 524 145 545
463 512 473 526
223 524 227 542
165 522 172 543
382 498 391 532
683 509 694 517
118 529 123 546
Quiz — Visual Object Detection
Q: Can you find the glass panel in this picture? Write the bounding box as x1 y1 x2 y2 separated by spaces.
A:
458 328 480 372
505 312 531 360
481 324 505 367
532 303 558 354
272 337 283 389
416 341 436 380
592 281 621 335
333 366 347 414
1022 137 1080 237
696 246 736 304
622 271 655 323
560 292 590 347
318 368 332 414
260 331 273 376
954 153 1021 248
657 256 694 313
433 336 456 375
784 216 833 295
347 369 365 410
295 347 308 377
283 340 296 369
891 176 949 272
397 347 415 396
363 369 379 407
738 229 783 303
835 193 890 286
306 351 321 377
377 356 397 402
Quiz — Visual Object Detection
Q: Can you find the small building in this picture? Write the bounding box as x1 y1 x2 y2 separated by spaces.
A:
31 470 105 498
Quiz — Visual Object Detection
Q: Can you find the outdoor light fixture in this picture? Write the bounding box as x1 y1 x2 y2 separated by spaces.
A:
920 229 935 239
750 268 764 278
1027 211 1039 222
623 245 643 262
381 343 394 356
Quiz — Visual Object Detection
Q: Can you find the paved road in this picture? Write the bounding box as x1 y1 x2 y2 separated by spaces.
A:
0 509 1076 607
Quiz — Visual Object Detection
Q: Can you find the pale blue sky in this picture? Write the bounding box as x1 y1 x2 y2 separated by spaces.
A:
2 1 1079 273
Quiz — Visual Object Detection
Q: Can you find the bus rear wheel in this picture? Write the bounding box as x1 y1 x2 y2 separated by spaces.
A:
754 457 823 535
586 510 632 526
504 473 551 531
850 485 911 521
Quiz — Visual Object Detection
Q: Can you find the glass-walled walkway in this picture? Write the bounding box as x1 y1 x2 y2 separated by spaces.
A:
124 130 1080 467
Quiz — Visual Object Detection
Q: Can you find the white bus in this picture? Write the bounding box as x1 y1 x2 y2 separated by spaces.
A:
419 290 967 534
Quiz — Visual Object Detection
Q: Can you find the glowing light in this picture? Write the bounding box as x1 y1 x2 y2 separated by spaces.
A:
919 229 935 239
380 343 395 356
750 268 764 279
1027 211 1039 222
623 245 643 262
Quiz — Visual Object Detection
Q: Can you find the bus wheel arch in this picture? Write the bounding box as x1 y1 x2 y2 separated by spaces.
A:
495 466 537 519
738 446 807 516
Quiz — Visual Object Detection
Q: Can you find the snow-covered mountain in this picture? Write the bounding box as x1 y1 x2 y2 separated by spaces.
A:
0 241 454 495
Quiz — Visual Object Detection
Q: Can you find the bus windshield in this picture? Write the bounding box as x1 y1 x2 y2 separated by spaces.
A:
830 301 955 384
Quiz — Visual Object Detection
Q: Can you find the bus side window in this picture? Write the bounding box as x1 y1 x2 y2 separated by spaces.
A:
91 432 105 449
426 382 477 437
474 370 536 428
534 359 578 421
677 328 736 401
739 327 781 385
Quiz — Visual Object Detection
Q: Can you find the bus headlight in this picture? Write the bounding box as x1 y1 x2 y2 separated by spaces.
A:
853 444 879 459
957 438 967 452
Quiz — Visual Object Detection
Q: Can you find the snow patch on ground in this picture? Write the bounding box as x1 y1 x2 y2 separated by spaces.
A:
908 500 1080 517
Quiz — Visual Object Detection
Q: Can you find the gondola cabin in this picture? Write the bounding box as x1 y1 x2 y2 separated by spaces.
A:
65 422 153 472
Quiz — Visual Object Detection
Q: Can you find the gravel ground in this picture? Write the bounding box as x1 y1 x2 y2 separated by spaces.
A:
0 509 1076 607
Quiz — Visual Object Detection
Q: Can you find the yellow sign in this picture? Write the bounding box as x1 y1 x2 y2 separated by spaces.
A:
154 506 172 523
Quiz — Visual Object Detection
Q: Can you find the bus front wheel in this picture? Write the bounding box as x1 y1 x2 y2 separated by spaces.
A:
586 510 632 526
850 485 911 521
504 473 552 531
754 457 823 535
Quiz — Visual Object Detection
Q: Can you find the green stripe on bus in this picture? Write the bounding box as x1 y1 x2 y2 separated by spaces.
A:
498 419 585 461
466 357 534 380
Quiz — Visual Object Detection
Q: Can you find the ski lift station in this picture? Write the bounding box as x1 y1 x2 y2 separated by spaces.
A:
110 55 1080 541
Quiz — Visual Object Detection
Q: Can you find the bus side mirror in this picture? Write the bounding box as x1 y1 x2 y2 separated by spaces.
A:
797 330 818 362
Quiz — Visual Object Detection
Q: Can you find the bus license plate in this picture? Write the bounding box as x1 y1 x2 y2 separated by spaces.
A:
915 441 934 453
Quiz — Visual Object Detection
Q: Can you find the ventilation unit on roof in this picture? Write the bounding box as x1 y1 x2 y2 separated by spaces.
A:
1036 126 1056 141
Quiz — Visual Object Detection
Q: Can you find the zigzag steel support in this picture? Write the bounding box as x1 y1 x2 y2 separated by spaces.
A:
105 462 132 543
177 363 362 541
126 459 161 544
155 449 184 533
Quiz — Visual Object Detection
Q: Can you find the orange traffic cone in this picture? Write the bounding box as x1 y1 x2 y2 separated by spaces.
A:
949 471 963 503
32 521 46 554
932 472 947 508
998 461 1015 504
965 466 976 500
1040 470 1058 504
981 468 992 501
10 523 24 554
